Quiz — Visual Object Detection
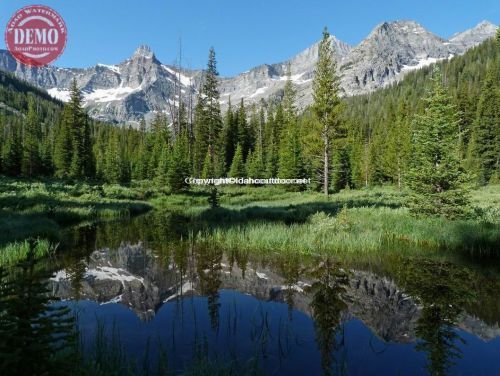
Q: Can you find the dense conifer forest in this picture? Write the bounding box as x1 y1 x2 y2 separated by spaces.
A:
0 33 498 198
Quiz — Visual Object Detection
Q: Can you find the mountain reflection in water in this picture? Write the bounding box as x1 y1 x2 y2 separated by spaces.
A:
46 215 500 375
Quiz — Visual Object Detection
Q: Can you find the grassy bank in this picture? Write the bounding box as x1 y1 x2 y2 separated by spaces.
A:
0 177 152 264
197 206 499 255
2 177 499 264
153 185 500 255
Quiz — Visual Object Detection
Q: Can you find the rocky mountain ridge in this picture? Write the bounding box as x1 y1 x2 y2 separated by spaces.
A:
0 20 496 124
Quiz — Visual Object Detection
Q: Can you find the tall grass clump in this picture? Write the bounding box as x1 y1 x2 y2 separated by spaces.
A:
0 239 54 266
196 205 500 255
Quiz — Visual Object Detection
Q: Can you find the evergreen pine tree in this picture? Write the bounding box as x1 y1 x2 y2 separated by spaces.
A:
66 80 92 179
39 123 53 176
193 92 207 176
264 107 281 177
1 121 23 176
229 143 246 178
246 143 266 179
248 104 258 157
278 65 305 189
273 104 285 141
208 187 220 209
149 112 170 180
134 118 150 179
194 48 224 177
257 104 266 160
155 146 170 187
311 27 344 195
331 145 352 192
82 111 94 177
456 84 475 157
282 63 297 124
349 129 373 189
407 67 471 219
222 98 238 173
53 112 72 178
104 131 129 184
21 96 41 177
384 101 411 189
278 125 305 189
237 98 250 160
167 131 191 192
469 68 499 185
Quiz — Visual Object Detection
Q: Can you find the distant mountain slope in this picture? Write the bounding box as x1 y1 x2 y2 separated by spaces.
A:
0 69 62 118
0 20 496 124
342 34 499 187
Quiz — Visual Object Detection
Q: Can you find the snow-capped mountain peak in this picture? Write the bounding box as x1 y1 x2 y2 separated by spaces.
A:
0 20 496 124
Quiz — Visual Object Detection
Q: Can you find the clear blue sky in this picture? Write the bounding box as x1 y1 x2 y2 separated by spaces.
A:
1 0 498 76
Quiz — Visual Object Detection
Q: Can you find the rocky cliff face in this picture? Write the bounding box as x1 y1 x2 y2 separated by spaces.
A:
449 20 499 50
218 35 351 109
339 21 451 95
0 20 496 124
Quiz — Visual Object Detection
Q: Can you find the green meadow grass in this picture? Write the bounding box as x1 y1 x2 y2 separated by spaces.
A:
153 185 500 255
0 177 152 259
0 239 53 266
2 177 499 263
195 206 499 255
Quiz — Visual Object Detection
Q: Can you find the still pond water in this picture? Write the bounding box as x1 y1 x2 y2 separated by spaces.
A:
47 212 500 375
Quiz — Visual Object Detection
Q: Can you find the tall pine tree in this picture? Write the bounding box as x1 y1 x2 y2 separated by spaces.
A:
468 67 499 185
229 143 246 178
222 98 238 173
21 96 41 177
278 64 305 189
407 67 471 219
1 120 23 176
167 130 191 192
54 80 93 179
194 48 224 177
311 27 344 195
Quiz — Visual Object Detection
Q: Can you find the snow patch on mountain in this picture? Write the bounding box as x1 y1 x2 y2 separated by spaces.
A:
49 86 141 104
85 86 139 103
162 65 193 86
97 63 121 74
249 87 268 98
401 54 454 72
273 72 311 84
47 88 71 102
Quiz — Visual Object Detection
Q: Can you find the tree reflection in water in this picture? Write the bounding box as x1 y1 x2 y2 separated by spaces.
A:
306 257 349 376
195 245 223 332
398 259 476 376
